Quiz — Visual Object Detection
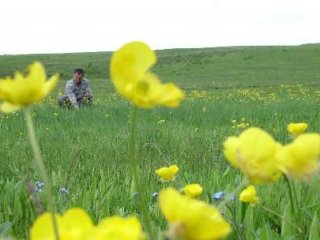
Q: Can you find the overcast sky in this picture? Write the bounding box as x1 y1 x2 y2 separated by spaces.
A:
1 0 319 54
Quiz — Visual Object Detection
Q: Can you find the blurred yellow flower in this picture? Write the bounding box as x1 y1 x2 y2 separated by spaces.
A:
91 216 144 240
110 41 184 108
155 165 179 181
239 185 259 204
277 133 320 181
0 62 59 113
159 188 231 240
224 127 282 184
30 208 144 240
30 208 93 240
287 123 308 136
182 184 203 198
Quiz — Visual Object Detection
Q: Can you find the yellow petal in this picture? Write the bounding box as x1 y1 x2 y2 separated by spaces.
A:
158 83 185 108
111 41 156 96
97 216 143 240
277 133 320 180
287 123 308 136
0 102 21 113
28 62 46 85
62 208 93 233
44 74 60 96
30 212 63 240
223 136 239 167
237 128 281 184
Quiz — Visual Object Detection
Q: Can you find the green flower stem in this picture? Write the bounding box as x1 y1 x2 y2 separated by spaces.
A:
259 205 302 233
129 106 153 237
218 179 247 210
284 175 296 215
292 181 300 210
25 109 59 240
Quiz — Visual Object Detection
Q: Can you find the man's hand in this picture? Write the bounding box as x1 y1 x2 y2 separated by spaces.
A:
84 92 91 98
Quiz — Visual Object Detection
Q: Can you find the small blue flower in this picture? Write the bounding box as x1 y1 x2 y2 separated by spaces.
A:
59 187 69 195
35 180 44 193
212 191 224 200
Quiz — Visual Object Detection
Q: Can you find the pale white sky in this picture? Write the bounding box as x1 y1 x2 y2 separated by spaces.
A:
0 0 319 54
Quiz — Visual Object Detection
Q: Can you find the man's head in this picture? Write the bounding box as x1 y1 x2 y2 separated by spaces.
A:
73 68 85 84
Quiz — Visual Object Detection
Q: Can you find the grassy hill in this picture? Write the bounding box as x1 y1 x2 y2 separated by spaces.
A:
2 44 320 239
0 44 320 90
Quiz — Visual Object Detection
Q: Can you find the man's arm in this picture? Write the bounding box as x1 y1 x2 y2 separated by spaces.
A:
65 81 79 109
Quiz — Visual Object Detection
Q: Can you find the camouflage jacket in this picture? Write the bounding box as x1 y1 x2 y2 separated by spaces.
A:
64 79 93 107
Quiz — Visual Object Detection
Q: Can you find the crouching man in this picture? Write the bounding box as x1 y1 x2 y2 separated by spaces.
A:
58 68 93 109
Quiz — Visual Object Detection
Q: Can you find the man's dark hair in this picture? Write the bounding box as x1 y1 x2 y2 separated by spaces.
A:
74 68 85 75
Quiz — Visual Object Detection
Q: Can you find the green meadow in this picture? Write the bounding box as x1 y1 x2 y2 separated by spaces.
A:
1 44 320 239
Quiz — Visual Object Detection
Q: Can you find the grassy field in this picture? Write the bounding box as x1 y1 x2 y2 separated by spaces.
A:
1 44 320 239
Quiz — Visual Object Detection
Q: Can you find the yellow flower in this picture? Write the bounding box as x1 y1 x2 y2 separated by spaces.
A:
287 123 308 136
223 127 282 184
182 184 203 198
159 188 231 240
239 185 259 204
30 208 93 240
155 165 179 181
0 62 59 113
92 216 144 240
110 41 184 108
276 133 320 181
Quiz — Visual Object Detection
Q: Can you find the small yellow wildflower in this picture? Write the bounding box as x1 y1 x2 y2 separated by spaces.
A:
223 127 282 184
110 41 184 108
159 188 231 240
276 133 320 181
182 184 203 198
287 123 308 136
239 185 259 204
0 62 59 113
155 165 179 181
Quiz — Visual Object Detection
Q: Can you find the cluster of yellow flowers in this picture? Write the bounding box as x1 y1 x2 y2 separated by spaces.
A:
30 208 144 240
154 164 230 239
30 186 230 240
224 124 319 183
155 164 204 198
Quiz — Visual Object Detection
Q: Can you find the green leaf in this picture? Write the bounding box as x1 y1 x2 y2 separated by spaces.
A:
259 224 273 240
308 213 319 240
281 203 296 238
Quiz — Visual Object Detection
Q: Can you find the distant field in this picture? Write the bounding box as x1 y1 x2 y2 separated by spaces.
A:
1 45 320 239
1 44 320 89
